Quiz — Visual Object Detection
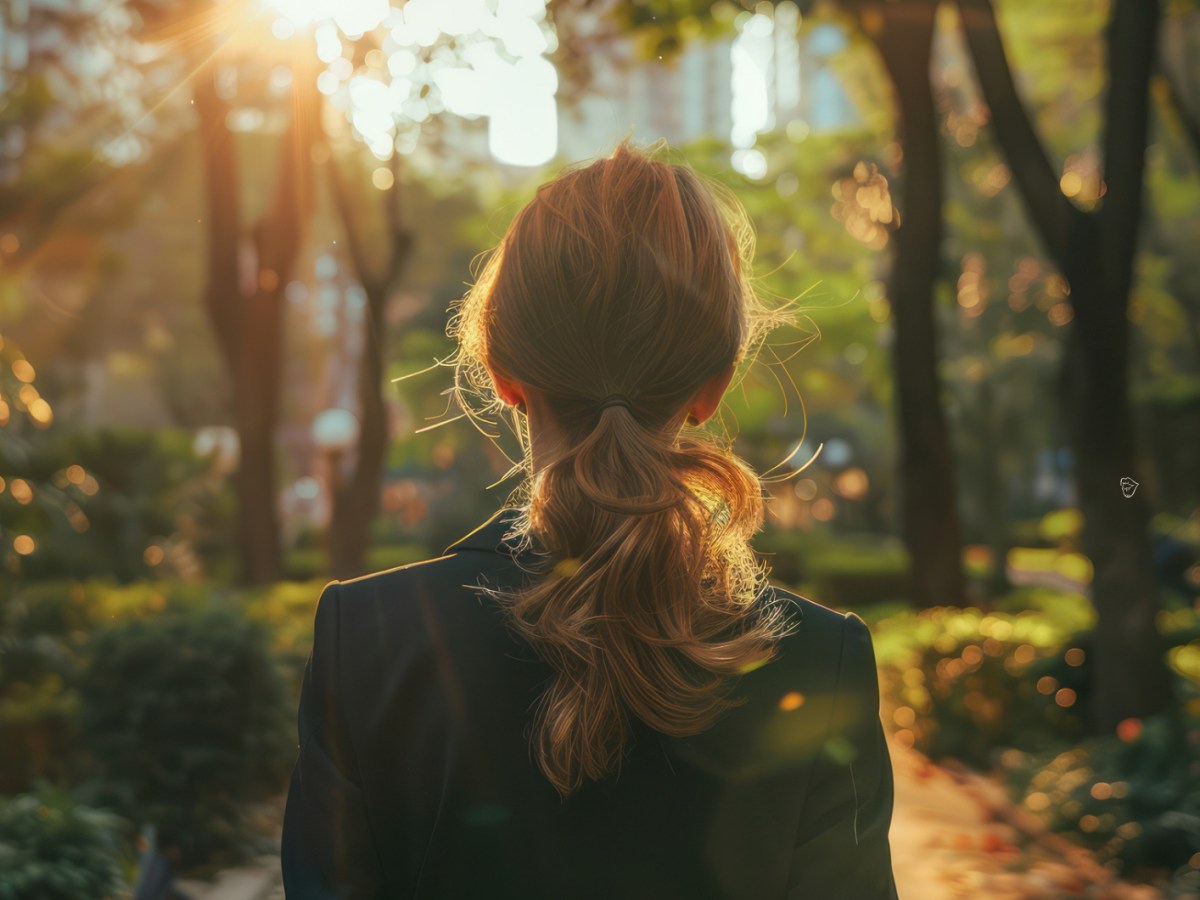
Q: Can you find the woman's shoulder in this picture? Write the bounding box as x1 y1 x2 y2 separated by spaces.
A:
653 586 873 778
332 547 504 605
315 551 501 648
761 585 880 705
763 583 861 650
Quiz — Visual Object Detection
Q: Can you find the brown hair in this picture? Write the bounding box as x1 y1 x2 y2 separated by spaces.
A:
447 140 801 798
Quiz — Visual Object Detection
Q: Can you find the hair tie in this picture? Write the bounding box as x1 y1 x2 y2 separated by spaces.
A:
596 394 632 413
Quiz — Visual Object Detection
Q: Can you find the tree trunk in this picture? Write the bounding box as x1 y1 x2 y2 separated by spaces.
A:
325 151 414 580
194 57 318 585
1153 22 1200 364
327 279 390 580
1156 11 1200 165
193 69 241 375
194 66 280 585
1069 0 1171 730
1062 248 1171 729
976 364 1011 598
867 2 967 607
958 0 1173 728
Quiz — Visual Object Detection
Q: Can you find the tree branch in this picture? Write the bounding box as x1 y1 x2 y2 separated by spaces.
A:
326 148 380 294
955 0 1085 269
253 56 319 278
383 152 415 287
1156 6 1200 166
327 146 414 296
1096 0 1160 286
1154 62 1200 168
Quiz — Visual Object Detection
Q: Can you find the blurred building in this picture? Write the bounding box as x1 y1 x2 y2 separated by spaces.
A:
557 7 860 170
558 37 734 160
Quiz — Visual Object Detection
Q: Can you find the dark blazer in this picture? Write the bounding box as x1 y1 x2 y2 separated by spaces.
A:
281 506 899 899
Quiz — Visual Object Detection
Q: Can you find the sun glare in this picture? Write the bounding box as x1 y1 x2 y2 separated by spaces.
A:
269 0 390 34
730 11 774 179
264 0 558 167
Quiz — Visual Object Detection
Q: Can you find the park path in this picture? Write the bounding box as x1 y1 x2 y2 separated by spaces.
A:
175 737 1177 900
887 733 1172 899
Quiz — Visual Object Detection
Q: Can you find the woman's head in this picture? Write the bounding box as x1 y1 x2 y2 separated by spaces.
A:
448 140 798 797
459 140 751 439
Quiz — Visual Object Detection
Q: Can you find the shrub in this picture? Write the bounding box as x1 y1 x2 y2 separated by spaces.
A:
0 583 88 793
999 703 1200 878
1 427 232 583
875 593 1200 877
755 529 909 603
77 600 293 872
0 782 129 900
243 579 327 694
876 602 1090 767
1 581 93 640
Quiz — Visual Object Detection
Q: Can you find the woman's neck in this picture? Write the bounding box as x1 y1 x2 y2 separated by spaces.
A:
522 389 572 475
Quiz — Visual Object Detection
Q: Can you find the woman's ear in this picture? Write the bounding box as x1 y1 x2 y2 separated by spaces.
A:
487 364 526 409
688 363 736 426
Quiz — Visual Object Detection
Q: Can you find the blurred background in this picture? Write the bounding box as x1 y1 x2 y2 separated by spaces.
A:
1 0 1199 896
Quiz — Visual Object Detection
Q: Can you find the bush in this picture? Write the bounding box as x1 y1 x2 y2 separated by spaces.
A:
0 579 220 794
242 579 327 695
1 427 233 583
76 600 293 872
875 592 1200 877
999 704 1200 879
875 601 1090 767
1 581 93 640
0 583 88 794
755 529 909 604
0 782 129 900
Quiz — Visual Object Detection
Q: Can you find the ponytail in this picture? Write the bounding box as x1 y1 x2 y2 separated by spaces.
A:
507 404 795 796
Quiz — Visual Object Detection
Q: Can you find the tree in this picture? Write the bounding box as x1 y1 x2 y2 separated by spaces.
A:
323 149 414 579
134 1 320 584
0 2 131 244
1158 3 1200 166
269 0 559 577
956 0 1173 728
194 60 318 585
852 1 966 606
1153 6 1200 360
0 0 162 363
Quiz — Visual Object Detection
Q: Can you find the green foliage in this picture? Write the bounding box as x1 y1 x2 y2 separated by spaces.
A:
877 594 1200 874
1 581 92 640
1 426 232 583
0 618 76 711
985 0 1107 162
242 579 326 698
1 577 300 802
876 600 1091 767
283 542 428 582
0 582 92 793
1037 508 1084 545
603 0 744 60
0 782 129 900
1000 704 1200 878
77 601 293 870
755 529 909 603
994 584 1098 633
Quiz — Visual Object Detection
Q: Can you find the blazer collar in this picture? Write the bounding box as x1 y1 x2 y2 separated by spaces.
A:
442 506 538 559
